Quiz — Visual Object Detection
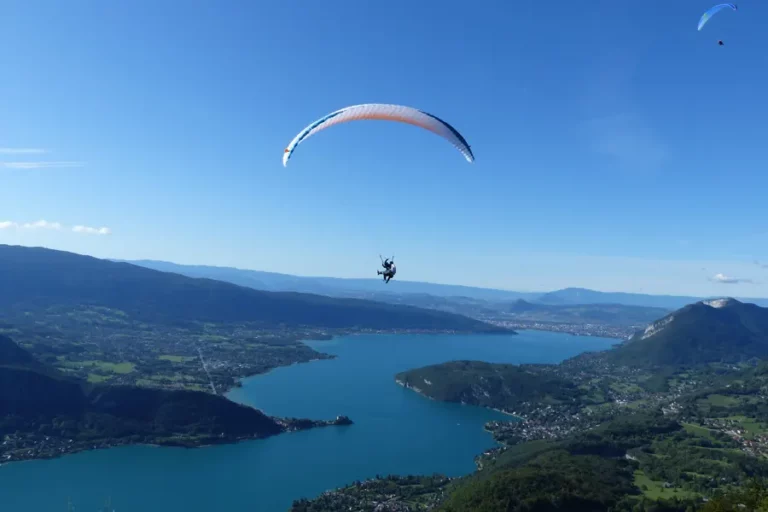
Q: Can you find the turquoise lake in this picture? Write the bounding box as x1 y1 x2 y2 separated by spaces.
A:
0 331 617 511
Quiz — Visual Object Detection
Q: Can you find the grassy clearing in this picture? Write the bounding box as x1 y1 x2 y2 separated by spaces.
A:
682 422 719 441
110 362 135 374
62 360 135 374
633 471 667 499
609 382 644 394
633 471 699 500
726 415 767 436
702 394 741 407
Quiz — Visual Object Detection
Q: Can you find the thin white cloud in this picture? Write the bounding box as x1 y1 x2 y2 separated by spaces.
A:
22 220 62 230
710 273 755 284
754 260 768 269
0 219 62 230
72 225 111 236
0 161 84 169
0 220 110 235
0 148 48 154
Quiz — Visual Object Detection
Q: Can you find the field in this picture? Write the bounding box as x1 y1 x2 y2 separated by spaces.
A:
682 422 719 442
700 394 741 407
1 305 334 394
725 415 768 437
633 470 699 501
62 360 136 374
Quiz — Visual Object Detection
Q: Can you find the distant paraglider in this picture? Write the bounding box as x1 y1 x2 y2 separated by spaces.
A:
282 103 474 167
698 3 737 31
698 3 737 45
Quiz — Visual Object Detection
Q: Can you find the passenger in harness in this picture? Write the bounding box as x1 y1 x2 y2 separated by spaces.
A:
377 257 397 284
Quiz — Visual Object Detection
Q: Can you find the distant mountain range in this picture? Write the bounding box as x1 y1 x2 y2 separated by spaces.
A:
504 300 668 327
0 245 502 332
538 288 768 309
122 259 541 301
123 260 768 310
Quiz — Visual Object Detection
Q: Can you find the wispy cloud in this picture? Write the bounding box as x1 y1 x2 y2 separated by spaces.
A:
22 220 62 230
0 161 84 169
0 220 111 235
710 273 755 284
72 225 111 236
0 219 62 230
0 148 48 155
0 146 84 169
754 260 768 269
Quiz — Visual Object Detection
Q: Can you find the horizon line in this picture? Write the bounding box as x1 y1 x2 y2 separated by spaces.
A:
1 243 767 301
116 257 768 301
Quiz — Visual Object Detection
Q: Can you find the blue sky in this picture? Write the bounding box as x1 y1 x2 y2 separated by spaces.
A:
2 0 768 296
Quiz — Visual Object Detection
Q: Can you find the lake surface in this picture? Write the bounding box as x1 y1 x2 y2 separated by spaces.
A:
0 331 616 512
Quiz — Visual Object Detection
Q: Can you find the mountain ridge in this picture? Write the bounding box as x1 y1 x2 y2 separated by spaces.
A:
123 259 768 309
120 259 541 301
603 297 768 367
0 244 503 332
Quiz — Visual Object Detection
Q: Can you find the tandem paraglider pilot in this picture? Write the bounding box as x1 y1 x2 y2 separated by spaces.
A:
377 258 397 284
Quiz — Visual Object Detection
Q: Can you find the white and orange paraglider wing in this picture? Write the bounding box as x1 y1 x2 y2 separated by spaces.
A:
282 103 474 167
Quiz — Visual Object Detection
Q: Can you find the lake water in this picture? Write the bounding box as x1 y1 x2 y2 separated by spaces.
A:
0 331 616 512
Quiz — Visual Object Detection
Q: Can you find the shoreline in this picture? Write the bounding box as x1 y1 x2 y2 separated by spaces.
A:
0 329 512 468
0 415 353 468
394 379 525 421
489 407 525 420
225 354 335 397
485 324 627 341
224 327 519 396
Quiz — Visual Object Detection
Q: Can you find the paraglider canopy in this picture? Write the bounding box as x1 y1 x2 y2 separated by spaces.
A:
282 103 474 167
698 3 737 31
